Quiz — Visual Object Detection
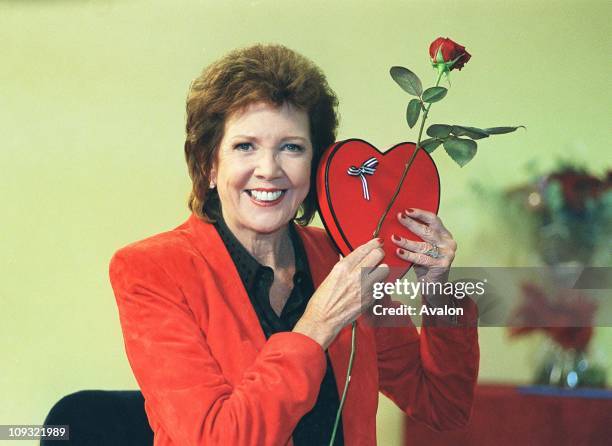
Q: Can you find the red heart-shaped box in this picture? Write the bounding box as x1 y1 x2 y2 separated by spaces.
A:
316 139 440 280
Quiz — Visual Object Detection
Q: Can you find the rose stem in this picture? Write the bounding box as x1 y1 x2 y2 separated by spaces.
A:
372 68 445 238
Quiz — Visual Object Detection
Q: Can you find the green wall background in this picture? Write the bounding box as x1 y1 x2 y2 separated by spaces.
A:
2 1 610 444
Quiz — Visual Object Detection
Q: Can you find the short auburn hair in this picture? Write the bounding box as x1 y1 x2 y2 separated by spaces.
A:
184 44 339 225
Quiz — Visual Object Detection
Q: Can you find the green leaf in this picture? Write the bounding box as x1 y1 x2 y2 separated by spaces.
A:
483 126 526 135
427 124 452 138
451 125 490 140
419 138 443 153
406 99 421 128
422 86 447 103
443 137 477 167
390 66 423 96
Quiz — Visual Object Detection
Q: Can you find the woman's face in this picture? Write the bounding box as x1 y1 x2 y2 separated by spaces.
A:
212 101 313 236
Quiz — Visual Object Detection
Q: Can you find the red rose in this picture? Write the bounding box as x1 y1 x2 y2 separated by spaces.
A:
429 37 471 71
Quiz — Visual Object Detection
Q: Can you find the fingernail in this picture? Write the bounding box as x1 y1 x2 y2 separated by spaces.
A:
406 208 415 214
375 237 383 245
397 248 405 255
391 234 400 242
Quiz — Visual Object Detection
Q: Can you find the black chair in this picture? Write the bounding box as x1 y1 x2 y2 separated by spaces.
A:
41 390 153 445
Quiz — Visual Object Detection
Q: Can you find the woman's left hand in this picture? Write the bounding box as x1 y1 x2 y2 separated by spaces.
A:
391 208 457 284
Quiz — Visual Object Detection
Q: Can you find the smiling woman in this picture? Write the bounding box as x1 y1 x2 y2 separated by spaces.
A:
109 43 479 446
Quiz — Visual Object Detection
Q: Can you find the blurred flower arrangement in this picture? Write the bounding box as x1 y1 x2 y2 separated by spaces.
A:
506 164 612 266
500 164 611 387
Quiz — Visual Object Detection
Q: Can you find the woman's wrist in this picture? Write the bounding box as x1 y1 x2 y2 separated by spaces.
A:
293 316 334 350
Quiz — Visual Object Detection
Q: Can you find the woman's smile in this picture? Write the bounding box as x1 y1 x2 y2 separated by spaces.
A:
245 188 287 205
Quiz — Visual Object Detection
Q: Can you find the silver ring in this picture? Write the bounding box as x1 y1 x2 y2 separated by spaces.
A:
424 244 442 258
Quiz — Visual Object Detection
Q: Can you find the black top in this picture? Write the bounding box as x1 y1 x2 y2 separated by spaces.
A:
214 212 344 446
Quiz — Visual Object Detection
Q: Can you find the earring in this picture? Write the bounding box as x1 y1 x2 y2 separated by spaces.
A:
209 181 216 189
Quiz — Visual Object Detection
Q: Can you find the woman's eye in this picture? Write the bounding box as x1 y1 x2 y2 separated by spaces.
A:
234 143 253 151
282 143 304 152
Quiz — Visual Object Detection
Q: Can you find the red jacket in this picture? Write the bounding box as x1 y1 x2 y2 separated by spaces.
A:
109 213 479 446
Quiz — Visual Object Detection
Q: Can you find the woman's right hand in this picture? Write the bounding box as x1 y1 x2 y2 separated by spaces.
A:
293 238 390 350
